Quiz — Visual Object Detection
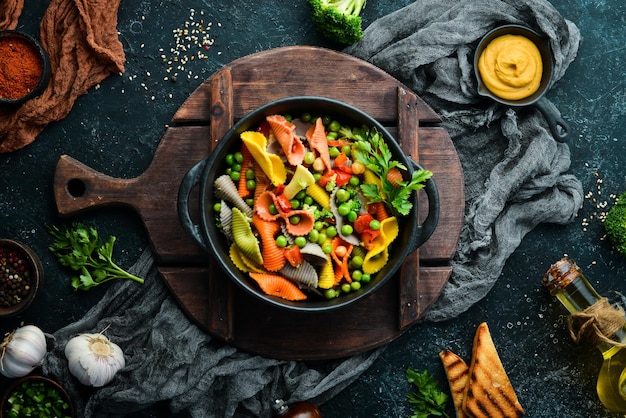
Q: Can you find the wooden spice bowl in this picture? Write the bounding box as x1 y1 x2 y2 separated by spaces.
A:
0 30 51 106
0 375 75 418
0 239 44 317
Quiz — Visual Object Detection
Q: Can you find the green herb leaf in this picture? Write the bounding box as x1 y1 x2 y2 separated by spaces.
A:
47 222 145 291
406 368 449 418
354 128 433 217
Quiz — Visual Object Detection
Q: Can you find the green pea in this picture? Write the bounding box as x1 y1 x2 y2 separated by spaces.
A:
317 232 327 245
327 132 338 140
335 189 350 203
349 176 360 187
341 225 353 236
341 283 352 293
314 221 325 231
304 151 316 165
225 154 235 166
322 115 332 126
245 169 255 180
276 235 288 248
269 204 278 215
234 151 244 163
230 171 241 182
232 163 242 172
296 190 307 200
225 167 232 175
329 146 340 158
361 273 371 284
213 202 221 212
341 145 351 156
369 219 381 230
338 203 351 217
301 112 312 123
290 215 301 225
290 199 300 210
329 120 342 132
351 270 363 282
347 211 358 223
324 288 337 299
246 179 256 190
283 114 293 122
322 244 333 254
313 173 322 182
350 255 363 268
295 236 307 248
326 226 337 238
304 196 314 206
308 229 320 242
350 281 361 291
246 198 254 206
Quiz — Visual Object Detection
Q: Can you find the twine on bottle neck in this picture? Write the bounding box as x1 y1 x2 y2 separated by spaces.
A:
568 297 626 347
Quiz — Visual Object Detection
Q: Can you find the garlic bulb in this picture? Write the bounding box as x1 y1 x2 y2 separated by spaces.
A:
65 332 125 387
0 325 47 378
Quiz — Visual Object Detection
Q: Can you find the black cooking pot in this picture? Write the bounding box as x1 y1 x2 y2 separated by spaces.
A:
178 96 439 311
474 24 569 142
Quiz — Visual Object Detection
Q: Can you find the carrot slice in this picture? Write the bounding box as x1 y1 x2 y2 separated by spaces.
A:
238 145 253 198
249 272 307 301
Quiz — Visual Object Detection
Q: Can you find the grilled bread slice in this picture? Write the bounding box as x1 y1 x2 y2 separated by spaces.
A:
439 349 470 418
463 322 525 417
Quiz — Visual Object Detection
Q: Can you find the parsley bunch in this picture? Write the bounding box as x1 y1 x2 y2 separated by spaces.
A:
350 127 433 217
47 223 144 290
406 368 449 418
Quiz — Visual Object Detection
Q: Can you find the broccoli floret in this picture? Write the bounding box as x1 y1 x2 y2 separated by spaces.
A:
605 192 626 258
306 0 366 45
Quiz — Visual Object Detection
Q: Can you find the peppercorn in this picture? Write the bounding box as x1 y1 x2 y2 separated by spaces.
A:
0 247 32 307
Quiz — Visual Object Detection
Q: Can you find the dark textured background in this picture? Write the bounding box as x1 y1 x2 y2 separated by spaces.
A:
1 1 625 416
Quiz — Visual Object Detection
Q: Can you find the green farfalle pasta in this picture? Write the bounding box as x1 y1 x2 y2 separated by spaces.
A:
231 207 264 265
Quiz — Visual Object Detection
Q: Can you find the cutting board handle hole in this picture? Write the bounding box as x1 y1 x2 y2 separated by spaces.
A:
67 178 86 197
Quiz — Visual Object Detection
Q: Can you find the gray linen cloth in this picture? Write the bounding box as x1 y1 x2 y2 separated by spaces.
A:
43 0 584 416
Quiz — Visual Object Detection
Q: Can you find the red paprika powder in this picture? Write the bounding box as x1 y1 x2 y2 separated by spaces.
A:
0 34 43 100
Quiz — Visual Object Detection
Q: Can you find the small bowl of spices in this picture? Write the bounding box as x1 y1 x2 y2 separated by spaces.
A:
0 30 51 106
0 375 74 418
0 239 43 317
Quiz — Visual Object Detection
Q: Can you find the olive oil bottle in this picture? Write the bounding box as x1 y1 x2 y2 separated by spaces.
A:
543 258 626 412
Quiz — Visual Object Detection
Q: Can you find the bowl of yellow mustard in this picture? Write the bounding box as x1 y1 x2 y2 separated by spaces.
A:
474 24 569 141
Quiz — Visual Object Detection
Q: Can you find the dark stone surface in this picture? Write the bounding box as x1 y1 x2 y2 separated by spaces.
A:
1 1 625 417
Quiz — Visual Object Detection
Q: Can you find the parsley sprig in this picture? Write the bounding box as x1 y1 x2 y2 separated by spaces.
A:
406 368 449 418
349 127 433 217
47 223 144 290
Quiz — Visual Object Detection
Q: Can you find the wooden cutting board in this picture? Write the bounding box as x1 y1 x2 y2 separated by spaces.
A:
53 46 464 360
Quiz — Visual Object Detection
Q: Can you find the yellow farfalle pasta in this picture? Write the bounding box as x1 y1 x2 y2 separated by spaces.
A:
240 131 287 186
362 217 399 274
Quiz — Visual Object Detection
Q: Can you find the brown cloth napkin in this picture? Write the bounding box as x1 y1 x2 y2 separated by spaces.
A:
0 0 125 153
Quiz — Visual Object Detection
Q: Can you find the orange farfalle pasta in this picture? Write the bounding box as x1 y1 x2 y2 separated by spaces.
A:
249 272 307 301
306 116 332 172
254 190 315 237
252 214 285 272
266 114 305 166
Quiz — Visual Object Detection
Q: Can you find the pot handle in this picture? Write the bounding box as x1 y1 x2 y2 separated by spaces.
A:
409 161 440 253
177 159 210 253
535 97 569 142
